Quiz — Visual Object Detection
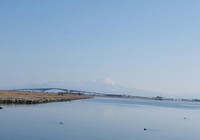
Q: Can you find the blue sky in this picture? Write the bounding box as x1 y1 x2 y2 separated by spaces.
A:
1 0 200 95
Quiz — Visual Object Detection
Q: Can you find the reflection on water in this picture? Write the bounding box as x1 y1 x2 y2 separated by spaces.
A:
0 97 200 140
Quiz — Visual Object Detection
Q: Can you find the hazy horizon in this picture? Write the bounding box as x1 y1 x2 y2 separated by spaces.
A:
1 0 200 97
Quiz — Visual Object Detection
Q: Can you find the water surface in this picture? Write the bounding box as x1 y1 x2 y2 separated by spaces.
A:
0 97 200 140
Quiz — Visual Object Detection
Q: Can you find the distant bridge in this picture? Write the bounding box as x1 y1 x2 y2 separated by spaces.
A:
14 88 104 96
15 88 69 93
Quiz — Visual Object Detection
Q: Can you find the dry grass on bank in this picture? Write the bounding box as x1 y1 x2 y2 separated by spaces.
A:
0 90 91 104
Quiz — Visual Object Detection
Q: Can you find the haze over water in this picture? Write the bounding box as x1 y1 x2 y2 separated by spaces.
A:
0 97 200 140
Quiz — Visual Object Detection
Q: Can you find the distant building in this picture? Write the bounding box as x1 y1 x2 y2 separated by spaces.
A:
192 99 200 102
155 96 163 100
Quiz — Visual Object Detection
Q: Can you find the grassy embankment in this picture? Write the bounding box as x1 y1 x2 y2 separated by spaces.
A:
0 90 91 104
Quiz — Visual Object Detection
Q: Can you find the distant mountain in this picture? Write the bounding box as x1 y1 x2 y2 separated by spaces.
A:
63 78 161 97
2 78 200 99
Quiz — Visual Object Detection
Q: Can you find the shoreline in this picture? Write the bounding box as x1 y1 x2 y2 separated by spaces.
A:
0 90 92 104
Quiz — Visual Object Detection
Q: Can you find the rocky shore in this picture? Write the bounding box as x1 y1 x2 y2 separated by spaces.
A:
0 90 91 104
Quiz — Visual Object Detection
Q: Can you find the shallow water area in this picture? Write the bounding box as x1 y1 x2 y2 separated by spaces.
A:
0 97 200 140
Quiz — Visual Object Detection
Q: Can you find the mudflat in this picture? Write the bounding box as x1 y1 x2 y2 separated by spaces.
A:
0 90 91 104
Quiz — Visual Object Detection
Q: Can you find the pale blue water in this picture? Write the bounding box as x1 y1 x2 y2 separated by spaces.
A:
1 97 200 140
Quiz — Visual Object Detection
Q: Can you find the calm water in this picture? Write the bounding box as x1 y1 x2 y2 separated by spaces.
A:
1 97 200 140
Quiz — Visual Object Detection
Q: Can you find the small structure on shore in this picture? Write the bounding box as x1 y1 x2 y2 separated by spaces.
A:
155 96 163 100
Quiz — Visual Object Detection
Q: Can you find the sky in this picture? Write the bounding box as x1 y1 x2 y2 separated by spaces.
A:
1 0 200 96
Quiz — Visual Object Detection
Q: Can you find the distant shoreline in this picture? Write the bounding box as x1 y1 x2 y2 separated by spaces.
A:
98 94 200 103
0 90 92 104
